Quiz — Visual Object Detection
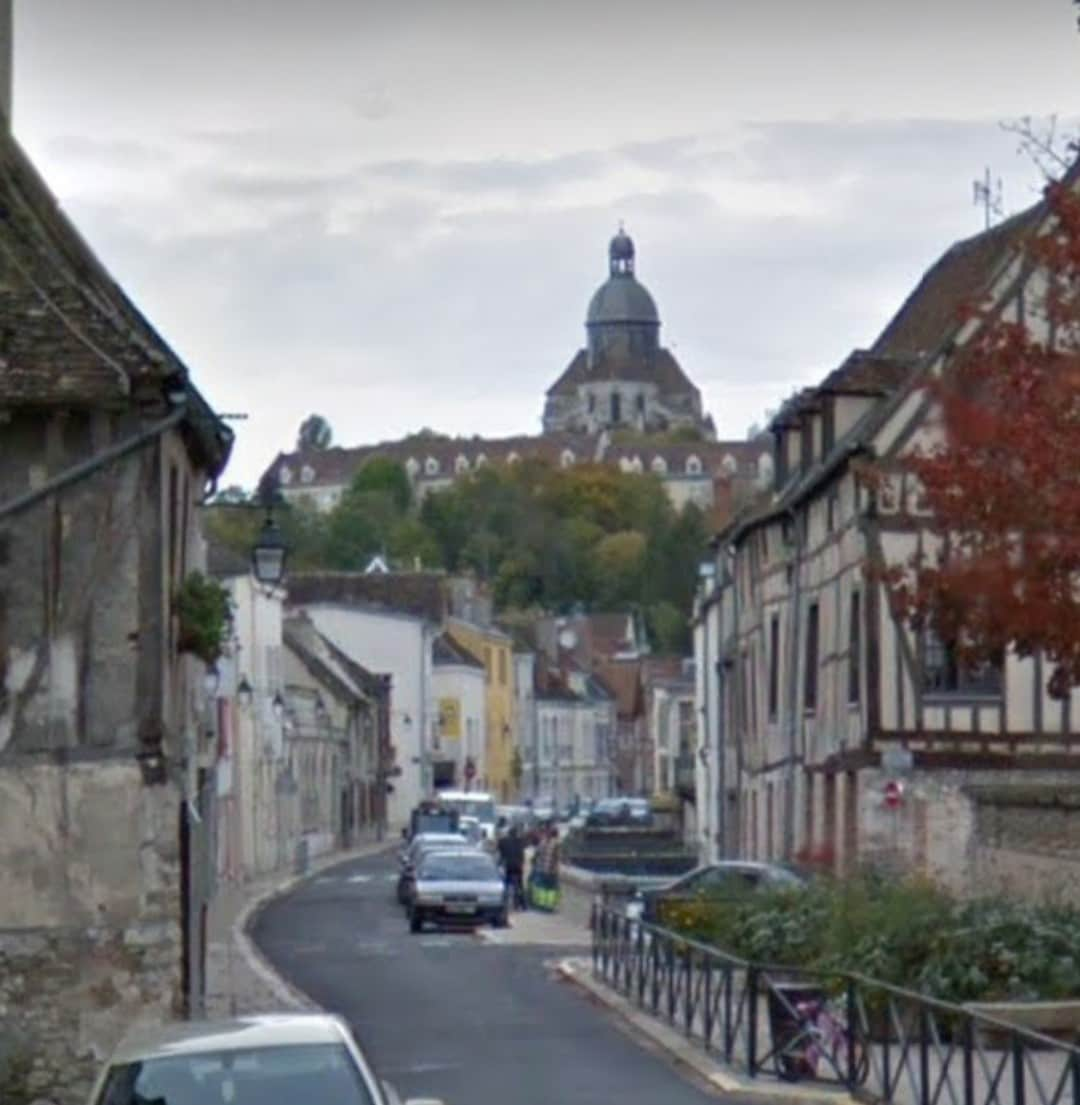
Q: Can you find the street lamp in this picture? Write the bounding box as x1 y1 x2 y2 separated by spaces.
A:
236 677 254 711
252 511 287 587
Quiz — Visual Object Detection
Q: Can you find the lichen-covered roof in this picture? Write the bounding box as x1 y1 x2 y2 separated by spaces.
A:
0 128 231 475
287 571 447 623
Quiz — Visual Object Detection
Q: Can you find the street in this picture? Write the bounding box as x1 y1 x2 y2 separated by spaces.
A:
251 851 720 1105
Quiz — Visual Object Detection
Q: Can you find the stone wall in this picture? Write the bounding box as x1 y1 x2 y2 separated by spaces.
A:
971 786 1080 905
0 762 182 1105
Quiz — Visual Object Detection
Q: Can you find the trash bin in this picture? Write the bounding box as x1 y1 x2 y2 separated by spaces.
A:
768 982 825 1081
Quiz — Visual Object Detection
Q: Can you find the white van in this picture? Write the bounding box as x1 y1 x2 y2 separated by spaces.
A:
436 790 498 842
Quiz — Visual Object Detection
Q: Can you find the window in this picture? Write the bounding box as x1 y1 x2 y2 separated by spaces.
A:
651 456 667 475
475 453 488 467
424 456 440 476
768 614 780 721
560 449 575 468
497 649 507 685
636 393 645 413
848 592 861 704
278 464 293 485
507 451 520 465
588 393 596 412
804 602 820 712
721 453 738 476
454 454 469 474
611 392 621 423
300 464 315 484
922 629 1003 696
686 454 702 475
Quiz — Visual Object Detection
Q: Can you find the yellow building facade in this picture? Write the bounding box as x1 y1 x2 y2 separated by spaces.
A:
447 618 517 801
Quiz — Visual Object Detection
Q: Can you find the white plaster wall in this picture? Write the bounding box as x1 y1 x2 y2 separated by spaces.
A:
301 604 429 826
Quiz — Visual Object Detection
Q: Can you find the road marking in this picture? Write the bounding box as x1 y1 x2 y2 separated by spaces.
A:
346 874 372 883
418 937 455 948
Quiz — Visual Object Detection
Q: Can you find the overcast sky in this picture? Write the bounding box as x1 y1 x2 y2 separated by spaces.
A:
12 0 1080 487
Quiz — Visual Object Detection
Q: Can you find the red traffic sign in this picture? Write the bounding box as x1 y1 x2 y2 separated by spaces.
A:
883 780 904 809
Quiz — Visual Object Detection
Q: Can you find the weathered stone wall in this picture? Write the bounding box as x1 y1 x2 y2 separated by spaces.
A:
971 787 1080 905
0 762 182 1105
854 769 1080 902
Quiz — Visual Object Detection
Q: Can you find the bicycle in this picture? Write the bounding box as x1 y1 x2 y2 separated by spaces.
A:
776 996 870 1086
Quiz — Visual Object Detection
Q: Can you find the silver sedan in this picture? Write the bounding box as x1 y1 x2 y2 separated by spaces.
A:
409 848 508 932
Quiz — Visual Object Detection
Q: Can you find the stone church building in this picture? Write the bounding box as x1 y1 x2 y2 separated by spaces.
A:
265 230 769 519
542 229 715 440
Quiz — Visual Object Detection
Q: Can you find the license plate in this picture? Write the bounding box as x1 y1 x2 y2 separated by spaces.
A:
446 904 476 914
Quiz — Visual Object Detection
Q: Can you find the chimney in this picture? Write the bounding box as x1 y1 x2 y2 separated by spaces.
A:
0 0 10 127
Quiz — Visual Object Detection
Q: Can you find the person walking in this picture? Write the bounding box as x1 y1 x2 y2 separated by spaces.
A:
530 822 561 912
497 823 527 910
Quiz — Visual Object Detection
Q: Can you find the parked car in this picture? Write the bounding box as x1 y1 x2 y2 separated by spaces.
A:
628 861 808 924
408 848 508 933
587 797 653 827
84 1012 442 1105
396 832 470 906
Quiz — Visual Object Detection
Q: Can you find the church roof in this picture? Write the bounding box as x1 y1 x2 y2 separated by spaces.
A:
545 347 698 397
586 274 659 326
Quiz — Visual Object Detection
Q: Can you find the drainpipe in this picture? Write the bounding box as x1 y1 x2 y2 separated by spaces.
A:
698 604 713 860
724 548 738 859
783 509 804 859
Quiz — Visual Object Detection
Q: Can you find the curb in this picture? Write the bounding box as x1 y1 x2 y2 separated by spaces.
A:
555 957 858 1105
232 840 396 1013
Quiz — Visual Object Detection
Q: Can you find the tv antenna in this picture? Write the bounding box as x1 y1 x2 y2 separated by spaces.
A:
973 167 1004 230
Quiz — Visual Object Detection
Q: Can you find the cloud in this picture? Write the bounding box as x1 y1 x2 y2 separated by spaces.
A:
39 113 1061 486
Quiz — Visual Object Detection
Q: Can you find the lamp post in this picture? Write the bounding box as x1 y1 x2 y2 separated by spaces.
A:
251 510 287 588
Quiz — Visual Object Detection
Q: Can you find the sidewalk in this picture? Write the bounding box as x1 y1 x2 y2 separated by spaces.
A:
205 835 393 1018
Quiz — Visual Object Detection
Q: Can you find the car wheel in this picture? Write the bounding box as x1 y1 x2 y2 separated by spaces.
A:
493 906 509 929
409 910 423 934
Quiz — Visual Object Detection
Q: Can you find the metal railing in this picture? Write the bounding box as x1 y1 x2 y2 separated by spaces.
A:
591 903 1080 1105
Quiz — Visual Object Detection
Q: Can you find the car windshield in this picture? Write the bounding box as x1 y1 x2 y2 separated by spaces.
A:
454 798 496 823
419 853 498 881
96 1044 375 1105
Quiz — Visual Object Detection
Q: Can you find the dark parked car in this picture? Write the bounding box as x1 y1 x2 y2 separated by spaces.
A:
629 861 808 924
586 797 653 827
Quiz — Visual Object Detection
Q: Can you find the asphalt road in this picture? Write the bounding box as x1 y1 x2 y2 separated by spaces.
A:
252 850 720 1105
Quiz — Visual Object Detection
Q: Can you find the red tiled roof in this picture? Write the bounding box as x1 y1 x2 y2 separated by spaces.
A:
871 202 1044 360
594 659 644 719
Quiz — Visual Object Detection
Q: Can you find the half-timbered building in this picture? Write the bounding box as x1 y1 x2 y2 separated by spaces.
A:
695 167 1080 898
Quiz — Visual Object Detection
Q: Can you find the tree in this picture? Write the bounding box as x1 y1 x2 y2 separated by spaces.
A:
297 414 333 450
885 180 1080 696
351 458 413 513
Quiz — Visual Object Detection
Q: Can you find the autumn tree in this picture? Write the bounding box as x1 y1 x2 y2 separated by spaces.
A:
888 179 1080 696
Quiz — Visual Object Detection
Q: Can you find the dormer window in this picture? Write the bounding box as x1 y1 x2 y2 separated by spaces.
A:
475 453 488 467
631 455 643 473
300 465 315 484
507 451 521 465
757 452 774 488
455 454 469 474
721 454 738 476
405 457 420 478
560 449 576 468
619 457 634 473
651 456 668 475
685 455 702 476
425 456 440 476
279 465 293 485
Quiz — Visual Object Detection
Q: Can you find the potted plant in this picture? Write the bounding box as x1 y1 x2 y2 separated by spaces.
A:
175 572 233 665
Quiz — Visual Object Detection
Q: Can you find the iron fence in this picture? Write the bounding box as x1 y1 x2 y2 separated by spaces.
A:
591 903 1080 1105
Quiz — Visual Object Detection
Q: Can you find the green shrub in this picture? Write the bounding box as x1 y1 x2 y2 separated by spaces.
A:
661 872 1080 1004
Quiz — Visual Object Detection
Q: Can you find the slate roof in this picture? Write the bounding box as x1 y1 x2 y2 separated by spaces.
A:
287 571 447 623
0 126 231 474
546 347 698 397
818 349 916 396
433 632 485 669
283 613 384 705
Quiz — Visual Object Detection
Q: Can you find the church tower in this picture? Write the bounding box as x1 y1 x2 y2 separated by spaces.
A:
543 229 713 439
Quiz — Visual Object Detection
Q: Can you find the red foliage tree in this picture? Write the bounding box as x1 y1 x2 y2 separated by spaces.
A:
887 180 1080 697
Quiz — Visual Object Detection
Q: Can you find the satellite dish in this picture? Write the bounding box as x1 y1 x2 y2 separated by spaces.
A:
558 627 578 651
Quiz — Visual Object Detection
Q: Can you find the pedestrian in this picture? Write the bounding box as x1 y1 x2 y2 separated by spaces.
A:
497 823 527 910
530 822 561 912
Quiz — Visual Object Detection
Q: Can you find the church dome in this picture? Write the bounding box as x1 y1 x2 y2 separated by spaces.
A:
586 227 659 327
586 277 659 326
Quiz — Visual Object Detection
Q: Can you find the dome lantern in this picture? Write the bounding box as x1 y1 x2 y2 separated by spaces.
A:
609 225 635 276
